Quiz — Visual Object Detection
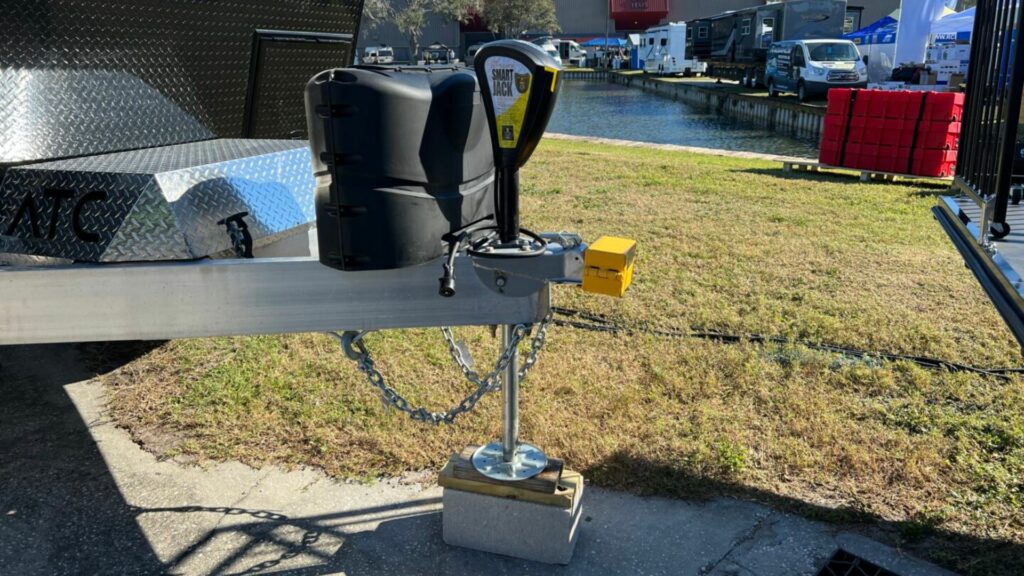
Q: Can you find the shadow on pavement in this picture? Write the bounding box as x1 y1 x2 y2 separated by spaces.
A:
586 450 1023 576
0 343 165 575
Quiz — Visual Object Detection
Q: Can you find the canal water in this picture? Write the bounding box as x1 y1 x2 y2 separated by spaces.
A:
548 81 819 158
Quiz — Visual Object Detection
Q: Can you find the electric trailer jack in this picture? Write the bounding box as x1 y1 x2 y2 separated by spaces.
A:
308 39 637 563
0 24 634 565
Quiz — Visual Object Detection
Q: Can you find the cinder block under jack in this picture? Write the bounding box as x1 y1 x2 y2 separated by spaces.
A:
440 445 584 565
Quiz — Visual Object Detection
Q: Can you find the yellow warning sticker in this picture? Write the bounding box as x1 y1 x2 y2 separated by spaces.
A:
485 57 532 149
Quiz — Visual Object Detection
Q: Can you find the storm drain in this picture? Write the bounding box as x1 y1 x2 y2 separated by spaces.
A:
816 549 901 576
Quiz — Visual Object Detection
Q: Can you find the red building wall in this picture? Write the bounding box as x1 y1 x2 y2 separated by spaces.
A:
610 0 669 30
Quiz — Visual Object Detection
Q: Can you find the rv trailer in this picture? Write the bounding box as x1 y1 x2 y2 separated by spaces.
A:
643 22 707 76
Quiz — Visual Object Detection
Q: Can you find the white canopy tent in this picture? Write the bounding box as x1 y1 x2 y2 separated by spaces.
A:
930 7 975 43
846 6 974 83
894 0 948 67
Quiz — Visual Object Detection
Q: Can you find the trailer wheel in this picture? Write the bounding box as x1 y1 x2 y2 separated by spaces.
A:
991 221 1012 239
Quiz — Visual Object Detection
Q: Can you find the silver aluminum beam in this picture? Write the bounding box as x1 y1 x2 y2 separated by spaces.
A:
0 257 549 345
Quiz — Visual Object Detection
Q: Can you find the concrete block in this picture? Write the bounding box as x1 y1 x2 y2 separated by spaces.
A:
442 482 584 565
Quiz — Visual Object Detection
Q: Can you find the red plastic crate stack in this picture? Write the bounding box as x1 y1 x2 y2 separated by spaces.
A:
820 89 963 178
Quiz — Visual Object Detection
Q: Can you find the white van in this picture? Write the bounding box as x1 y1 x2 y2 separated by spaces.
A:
533 37 586 67
559 40 586 67
533 37 561 62
362 45 394 65
765 39 867 102
643 22 706 76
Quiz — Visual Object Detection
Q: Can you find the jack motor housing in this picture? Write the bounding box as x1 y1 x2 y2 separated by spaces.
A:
473 40 561 243
306 67 495 271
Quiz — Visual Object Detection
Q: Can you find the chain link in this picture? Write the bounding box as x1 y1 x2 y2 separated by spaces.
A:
439 312 552 390
517 312 552 381
329 316 551 425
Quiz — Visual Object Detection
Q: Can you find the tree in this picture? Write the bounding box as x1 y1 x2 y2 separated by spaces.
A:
387 0 480 59
393 0 431 58
481 0 560 39
362 0 395 27
433 0 481 24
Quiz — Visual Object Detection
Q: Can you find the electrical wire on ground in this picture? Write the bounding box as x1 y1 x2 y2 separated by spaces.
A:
550 306 1024 381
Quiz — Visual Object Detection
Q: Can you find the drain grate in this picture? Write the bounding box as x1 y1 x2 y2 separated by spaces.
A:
816 549 901 576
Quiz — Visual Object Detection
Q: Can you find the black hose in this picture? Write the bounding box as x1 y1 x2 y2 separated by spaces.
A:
550 307 1022 380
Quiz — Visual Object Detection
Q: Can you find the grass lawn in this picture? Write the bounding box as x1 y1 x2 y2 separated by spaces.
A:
103 140 1024 575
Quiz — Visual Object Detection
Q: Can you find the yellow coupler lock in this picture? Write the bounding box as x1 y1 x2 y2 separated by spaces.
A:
582 236 637 297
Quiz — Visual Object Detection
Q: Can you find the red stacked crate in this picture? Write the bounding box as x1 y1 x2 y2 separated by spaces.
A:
923 92 965 122
913 149 959 177
910 92 963 177
825 88 854 117
849 90 878 170
819 89 851 166
818 89 960 178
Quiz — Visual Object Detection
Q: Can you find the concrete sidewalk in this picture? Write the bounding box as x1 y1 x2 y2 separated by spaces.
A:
0 344 956 575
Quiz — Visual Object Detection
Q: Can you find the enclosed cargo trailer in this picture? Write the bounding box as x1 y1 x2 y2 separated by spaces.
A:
688 19 714 61
701 0 848 87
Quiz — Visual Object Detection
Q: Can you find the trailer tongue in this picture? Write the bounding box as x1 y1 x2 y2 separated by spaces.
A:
0 5 636 545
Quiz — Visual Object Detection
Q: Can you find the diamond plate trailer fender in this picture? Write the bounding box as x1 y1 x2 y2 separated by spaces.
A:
0 139 316 262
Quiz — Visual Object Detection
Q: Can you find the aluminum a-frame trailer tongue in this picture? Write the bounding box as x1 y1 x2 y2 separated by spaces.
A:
0 0 558 343
0 0 639 510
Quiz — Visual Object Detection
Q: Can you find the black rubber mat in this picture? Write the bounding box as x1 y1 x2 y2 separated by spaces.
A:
817 549 900 576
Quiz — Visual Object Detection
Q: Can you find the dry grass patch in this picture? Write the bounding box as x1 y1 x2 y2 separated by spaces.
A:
103 140 1024 575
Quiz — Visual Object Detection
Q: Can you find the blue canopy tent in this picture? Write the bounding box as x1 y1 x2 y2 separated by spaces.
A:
845 16 899 83
580 37 627 48
845 15 898 46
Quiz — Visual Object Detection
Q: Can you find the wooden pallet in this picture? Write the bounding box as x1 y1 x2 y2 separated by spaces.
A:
437 445 582 509
782 160 954 184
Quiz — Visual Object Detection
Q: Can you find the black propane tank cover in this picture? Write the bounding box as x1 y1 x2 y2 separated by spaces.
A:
306 67 495 271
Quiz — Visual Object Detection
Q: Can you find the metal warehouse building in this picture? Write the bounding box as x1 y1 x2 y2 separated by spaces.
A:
358 0 900 61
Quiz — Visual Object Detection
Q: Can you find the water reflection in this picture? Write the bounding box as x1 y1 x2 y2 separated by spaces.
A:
548 81 818 159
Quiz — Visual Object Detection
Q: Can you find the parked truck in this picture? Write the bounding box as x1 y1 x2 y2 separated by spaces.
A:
418 42 458 66
643 22 707 76
700 0 848 88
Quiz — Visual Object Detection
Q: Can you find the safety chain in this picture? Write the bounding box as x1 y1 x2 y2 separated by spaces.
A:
440 311 553 389
329 314 552 425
